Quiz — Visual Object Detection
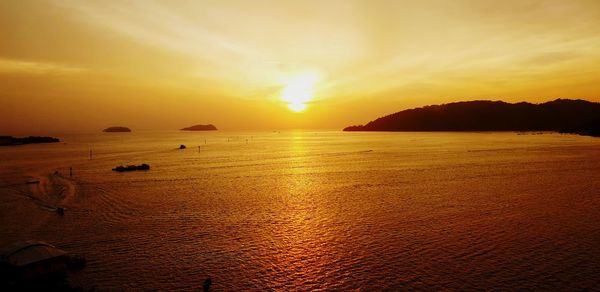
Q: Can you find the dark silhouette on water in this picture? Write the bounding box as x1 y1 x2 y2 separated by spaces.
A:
112 164 150 172
179 144 186 149
203 277 212 291
0 136 60 146
180 124 218 131
0 241 86 290
559 117 600 137
343 99 600 136
103 126 131 132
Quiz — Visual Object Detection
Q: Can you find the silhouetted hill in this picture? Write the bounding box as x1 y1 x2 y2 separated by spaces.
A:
0 136 60 146
344 99 600 136
103 126 131 132
559 118 600 137
180 124 217 131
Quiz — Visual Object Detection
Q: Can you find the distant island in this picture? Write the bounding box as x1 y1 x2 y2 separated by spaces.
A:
0 136 60 146
180 124 217 131
103 126 131 132
344 99 600 137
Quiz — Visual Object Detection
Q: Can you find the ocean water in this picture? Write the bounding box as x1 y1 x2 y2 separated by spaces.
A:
0 131 599 290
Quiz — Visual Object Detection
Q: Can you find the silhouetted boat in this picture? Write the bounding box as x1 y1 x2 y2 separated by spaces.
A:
137 164 150 170
203 277 212 291
112 164 150 172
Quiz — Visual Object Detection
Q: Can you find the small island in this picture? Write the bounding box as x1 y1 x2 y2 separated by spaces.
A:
344 99 600 136
0 136 60 146
180 124 217 131
103 126 131 133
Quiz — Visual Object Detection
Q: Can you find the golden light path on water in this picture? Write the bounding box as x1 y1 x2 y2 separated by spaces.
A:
0 131 599 290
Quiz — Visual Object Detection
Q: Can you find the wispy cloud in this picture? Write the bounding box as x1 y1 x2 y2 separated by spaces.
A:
48 0 600 101
0 58 85 75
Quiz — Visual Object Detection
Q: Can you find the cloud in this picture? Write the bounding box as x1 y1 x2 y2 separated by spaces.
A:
0 58 85 75
521 51 581 66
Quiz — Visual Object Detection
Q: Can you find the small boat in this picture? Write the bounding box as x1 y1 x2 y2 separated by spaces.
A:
112 164 150 172
112 166 126 172
55 207 64 215
179 144 186 149
203 277 212 291
26 180 40 185
137 164 150 170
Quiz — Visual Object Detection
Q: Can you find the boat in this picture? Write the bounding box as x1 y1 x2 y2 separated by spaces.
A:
112 164 150 172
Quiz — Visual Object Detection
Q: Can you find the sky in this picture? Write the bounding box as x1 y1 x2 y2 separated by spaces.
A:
1 0 600 134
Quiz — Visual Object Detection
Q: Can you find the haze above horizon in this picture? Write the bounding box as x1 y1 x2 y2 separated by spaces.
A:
2 0 600 135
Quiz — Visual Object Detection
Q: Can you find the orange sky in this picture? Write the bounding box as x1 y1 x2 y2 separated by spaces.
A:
2 0 600 134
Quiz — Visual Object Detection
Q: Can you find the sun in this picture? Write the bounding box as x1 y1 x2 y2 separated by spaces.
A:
288 102 307 112
280 72 319 112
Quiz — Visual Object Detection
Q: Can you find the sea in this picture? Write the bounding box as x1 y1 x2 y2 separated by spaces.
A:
0 131 599 290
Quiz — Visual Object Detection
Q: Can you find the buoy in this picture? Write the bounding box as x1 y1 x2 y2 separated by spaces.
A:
203 277 212 291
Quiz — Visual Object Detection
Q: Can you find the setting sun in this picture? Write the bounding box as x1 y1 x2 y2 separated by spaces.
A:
1 1 600 290
288 102 307 112
281 72 320 112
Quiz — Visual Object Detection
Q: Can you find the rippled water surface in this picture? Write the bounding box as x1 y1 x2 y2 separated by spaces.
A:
1 131 599 290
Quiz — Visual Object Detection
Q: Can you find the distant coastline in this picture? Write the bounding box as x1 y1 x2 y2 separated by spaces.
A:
180 124 217 131
0 136 60 146
344 99 600 137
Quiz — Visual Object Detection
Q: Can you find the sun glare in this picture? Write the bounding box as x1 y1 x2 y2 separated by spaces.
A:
288 102 307 112
280 72 320 112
